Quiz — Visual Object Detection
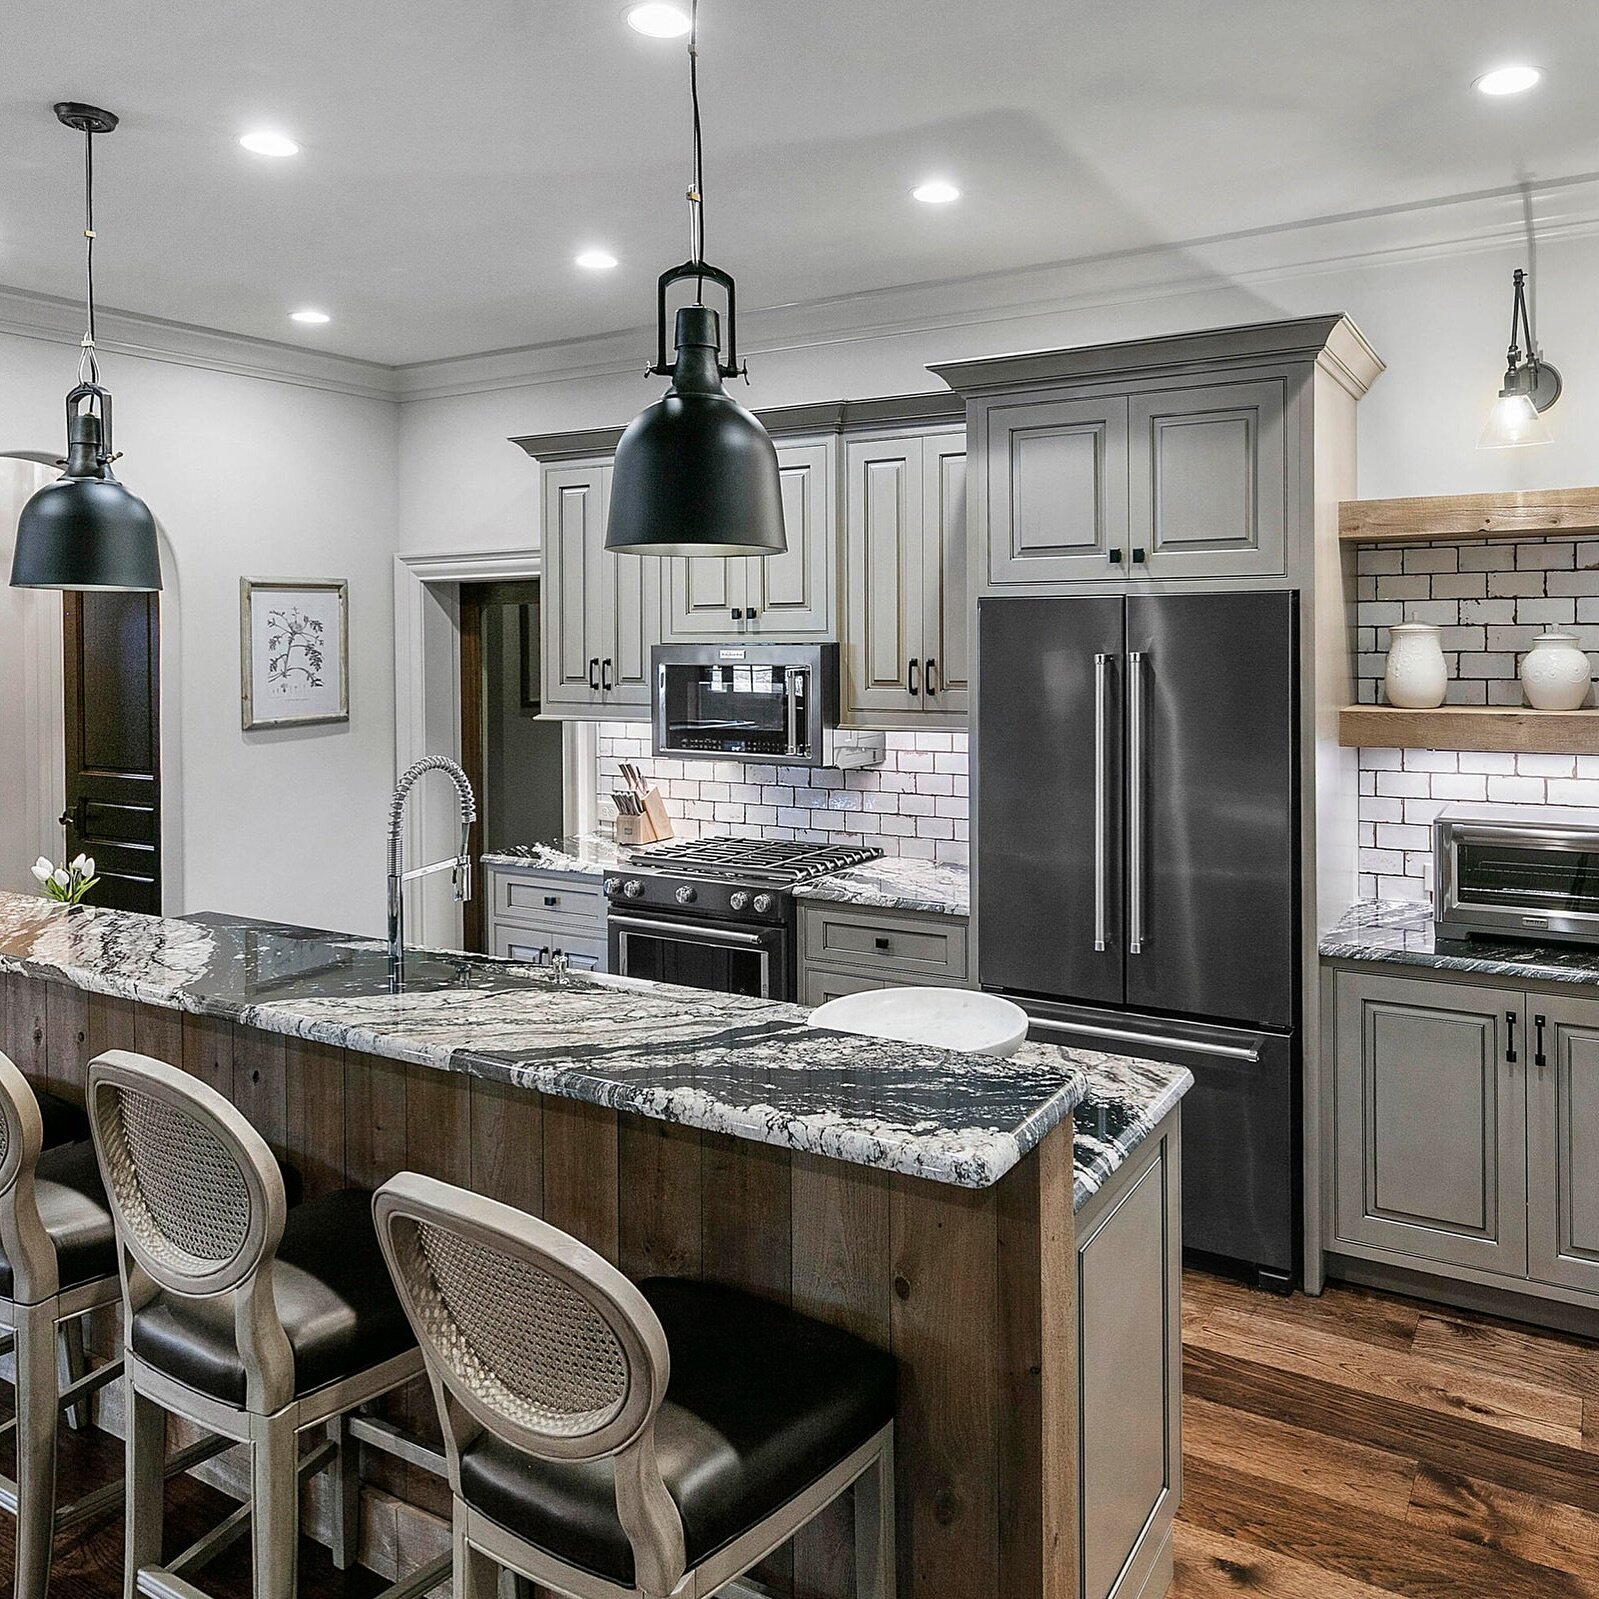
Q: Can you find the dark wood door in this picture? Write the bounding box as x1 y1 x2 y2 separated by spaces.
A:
63 591 161 913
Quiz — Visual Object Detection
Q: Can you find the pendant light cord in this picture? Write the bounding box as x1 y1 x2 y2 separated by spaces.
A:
79 125 100 388
688 0 705 298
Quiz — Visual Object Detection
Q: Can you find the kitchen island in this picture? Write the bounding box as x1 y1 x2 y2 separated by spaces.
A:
0 892 1188 1599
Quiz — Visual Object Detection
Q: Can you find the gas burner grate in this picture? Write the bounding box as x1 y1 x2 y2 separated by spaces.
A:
628 837 883 885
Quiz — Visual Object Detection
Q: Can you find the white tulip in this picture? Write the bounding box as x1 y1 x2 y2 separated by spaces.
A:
31 861 51 882
81 857 95 879
52 868 69 889
71 853 87 872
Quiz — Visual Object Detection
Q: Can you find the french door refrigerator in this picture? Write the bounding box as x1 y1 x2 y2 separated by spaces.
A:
978 591 1300 1288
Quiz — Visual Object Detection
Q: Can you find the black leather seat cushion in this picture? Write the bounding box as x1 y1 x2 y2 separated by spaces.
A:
37 1090 89 1151
0 1140 116 1302
457 1278 896 1587
130 1188 414 1406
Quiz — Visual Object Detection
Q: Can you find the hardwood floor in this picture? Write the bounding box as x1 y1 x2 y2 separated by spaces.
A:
4 1268 1596 1599
1176 1269 1599 1599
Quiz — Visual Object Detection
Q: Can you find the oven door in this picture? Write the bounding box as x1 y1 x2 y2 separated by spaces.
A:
609 910 791 1000
655 658 814 764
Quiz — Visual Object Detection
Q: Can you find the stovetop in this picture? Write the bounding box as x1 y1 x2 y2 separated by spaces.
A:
624 837 883 886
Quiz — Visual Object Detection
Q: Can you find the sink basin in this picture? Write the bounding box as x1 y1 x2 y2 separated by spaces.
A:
807 986 1030 1058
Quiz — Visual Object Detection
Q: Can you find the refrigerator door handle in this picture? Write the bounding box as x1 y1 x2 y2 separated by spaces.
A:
1027 1014 1264 1063
1127 649 1146 955
1093 652 1110 952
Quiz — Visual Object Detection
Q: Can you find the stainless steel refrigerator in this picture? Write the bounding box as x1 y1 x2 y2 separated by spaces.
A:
978 591 1300 1288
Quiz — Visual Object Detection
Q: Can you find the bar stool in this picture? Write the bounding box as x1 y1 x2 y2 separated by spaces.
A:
86 1050 444 1599
374 1170 898 1599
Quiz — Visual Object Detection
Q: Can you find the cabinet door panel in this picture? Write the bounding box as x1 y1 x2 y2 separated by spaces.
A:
1334 971 1526 1276
844 437 922 717
667 556 746 640
601 543 658 711
1130 379 1287 579
542 465 607 711
1528 997 1599 1295
984 395 1130 587
752 439 835 637
922 437 969 715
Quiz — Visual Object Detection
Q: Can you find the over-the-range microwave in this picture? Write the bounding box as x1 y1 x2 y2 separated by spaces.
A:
652 642 884 769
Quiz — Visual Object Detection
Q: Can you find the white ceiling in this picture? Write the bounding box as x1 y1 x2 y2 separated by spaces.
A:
5 0 1599 368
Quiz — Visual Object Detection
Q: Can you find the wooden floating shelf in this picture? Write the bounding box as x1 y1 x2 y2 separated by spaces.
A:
1340 704 1599 755
1339 486 1599 545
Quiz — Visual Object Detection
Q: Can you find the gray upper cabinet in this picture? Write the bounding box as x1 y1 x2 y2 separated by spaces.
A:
1333 969 1527 1278
1129 378 1287 580
664 437 836 641
1527 995 1599 1297
844 426 968 724
540 460 659 719
982 394 1130 588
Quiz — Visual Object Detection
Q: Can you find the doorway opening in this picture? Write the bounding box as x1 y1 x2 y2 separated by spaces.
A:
458 578 565 951
63 590 162 913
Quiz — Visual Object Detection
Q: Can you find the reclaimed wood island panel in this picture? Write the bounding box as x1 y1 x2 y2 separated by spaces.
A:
0 896 1188 1599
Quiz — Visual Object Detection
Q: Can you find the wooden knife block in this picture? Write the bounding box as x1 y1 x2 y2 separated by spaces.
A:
614 787 674 846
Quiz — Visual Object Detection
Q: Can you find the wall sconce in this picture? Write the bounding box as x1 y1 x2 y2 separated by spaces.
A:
1479 267 1562 448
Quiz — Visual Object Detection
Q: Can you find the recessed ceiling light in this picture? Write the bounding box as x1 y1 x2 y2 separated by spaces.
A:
1474 64 1542 96
239 130 300 158
626 3 692 37
289 308 330 325
575 249 619 271
912 180 961 205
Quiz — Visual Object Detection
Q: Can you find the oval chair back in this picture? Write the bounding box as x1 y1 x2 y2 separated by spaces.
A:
0 1051 56 1304
373 1171 687 1594
86 1049 294 1411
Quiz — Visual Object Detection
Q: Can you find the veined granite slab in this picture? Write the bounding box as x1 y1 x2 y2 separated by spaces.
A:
480 835 633 876
1320 898 1599 986
1072 1054 1192 1211
0 891 1152 1193
792 856 969 918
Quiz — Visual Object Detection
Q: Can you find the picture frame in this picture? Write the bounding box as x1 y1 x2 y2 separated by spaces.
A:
240 578 350 730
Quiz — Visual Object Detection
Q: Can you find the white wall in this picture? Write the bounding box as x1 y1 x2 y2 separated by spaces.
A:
396 229 1599 555
0 332 400 935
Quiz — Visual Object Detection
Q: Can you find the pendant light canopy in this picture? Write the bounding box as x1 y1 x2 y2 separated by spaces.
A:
1479 266 1562 450
605 1 786 558
11 103 162 592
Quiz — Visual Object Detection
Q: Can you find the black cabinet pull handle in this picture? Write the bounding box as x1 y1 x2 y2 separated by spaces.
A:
731 608 743 620
601 658 613 691
875 936 891 951
1535 1013 1547 1070
1108 549 1124 565
543 895 558 907
540 946 550 965
588 657 600 690
925 658 938 696
746 608 758 622
1506 1010 1519 1064
1132 547 1147 564
907 659 920 696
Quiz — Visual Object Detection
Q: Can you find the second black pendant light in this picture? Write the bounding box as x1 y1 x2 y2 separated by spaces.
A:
605 0 787 558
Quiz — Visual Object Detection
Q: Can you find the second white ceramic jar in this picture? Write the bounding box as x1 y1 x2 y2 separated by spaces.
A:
1384 622 1448 709
1520 632 1593 711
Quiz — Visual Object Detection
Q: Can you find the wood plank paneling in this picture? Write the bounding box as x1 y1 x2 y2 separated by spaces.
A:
45 985 90 1096
230 1027 289 1155
132 1002 183 1066
179 1013 233 1096
702 1132 792 1303
540 1097 619 1263
86 993 138 1059
404 1063 471 1186
468 1076 543 1213
618 1119 702 1281
4 973 51 1086
345 1052 408 1189
284 1039 347 1201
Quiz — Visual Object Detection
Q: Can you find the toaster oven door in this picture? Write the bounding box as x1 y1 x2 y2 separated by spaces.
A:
1441 823 1599 941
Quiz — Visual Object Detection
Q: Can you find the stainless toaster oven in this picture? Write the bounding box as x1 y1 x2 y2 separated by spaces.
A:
1435 803 1599 946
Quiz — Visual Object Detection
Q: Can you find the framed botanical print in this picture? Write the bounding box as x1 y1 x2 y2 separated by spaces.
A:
240 578 350 730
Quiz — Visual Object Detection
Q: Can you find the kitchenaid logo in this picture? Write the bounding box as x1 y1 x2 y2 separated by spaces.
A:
718 648 746 660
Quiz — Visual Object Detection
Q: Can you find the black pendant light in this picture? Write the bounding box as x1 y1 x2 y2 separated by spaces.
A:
11 103 162 592
605 0 786 558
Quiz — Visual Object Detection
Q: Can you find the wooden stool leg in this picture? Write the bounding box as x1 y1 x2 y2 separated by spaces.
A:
124 1385 166 1599
14 1302 61 1599
329 1414 360 1572
455 1505 499 1599
56 1316 90 1432
249 1412 301 1599
854 1433 896 1599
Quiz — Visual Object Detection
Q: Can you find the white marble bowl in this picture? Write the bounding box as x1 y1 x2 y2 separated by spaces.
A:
808 986 1030 1057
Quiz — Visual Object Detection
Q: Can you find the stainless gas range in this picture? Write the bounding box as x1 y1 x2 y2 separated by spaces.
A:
604 837 882 1001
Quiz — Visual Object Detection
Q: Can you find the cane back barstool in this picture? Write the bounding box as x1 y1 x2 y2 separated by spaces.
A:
86 1050 448 1599
374 1171 899 1599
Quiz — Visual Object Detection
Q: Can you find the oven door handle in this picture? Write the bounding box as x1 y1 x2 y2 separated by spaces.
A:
611 914 769 947
785 667 804 757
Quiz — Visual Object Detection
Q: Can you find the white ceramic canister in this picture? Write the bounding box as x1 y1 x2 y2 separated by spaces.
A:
1383 622 1448 709
1520 632 1593 711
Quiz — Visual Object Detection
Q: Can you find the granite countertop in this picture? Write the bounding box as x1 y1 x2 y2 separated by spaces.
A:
484 834 970 917
1320 898 1599 986
1071 1055 1191 1211
792 856 968 918
1 891 1188 1199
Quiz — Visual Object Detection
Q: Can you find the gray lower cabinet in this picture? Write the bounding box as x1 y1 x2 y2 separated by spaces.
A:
485 863 608 972
1527 996 1599 1296
797 901 969 1007
1331 966 1599 1306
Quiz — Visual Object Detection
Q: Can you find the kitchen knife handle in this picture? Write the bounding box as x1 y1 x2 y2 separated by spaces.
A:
588 657 600 690
1093 653 1109 953
925 658 938 696
1128 650 1146 956
907 658 921 696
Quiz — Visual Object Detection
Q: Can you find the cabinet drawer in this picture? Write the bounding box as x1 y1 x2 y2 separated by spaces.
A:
800 905 968 980
491 870 604 929
800 964 964 1009
492 927 606 972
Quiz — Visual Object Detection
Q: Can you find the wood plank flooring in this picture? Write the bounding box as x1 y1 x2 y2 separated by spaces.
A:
4 1268 1596 1599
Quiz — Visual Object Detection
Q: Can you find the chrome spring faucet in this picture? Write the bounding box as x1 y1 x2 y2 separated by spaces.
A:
387 756 477 993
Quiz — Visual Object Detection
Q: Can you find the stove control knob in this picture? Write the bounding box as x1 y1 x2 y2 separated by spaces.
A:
728 891 750 912
623 880 644 899
675 885 697 905
753 893 774 914
603 878 618 896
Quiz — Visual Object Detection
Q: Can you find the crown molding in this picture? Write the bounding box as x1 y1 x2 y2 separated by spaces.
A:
0 284 401 402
